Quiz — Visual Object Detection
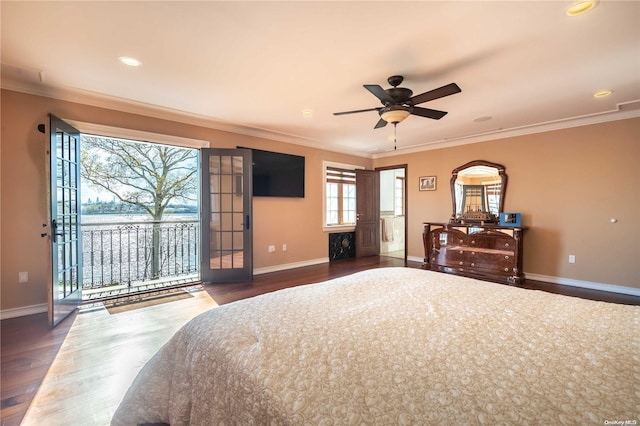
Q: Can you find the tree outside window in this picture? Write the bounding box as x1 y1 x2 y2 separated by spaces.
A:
80 135 198 279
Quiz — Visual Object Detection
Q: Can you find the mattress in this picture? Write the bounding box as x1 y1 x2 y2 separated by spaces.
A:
111 267 639 425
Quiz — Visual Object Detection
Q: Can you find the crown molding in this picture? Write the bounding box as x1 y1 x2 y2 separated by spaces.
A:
3 78 638 159
1 78 344 149
373 100 640 159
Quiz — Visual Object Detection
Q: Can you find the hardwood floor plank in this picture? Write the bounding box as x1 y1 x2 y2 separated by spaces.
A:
1 257 637 425
1 311 76 426
18 290 218 426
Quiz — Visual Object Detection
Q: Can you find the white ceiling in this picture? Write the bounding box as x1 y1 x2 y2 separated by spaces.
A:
2 1 639 157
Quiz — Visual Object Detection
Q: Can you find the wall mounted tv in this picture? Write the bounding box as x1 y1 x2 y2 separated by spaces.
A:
242 148 305 198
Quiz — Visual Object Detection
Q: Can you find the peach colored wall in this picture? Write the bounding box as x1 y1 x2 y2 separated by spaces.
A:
374 118 640 289
0 90 371 311
2 89 638 313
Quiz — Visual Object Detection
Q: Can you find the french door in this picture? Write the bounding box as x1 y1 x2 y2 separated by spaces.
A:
200 148 253 282
49 115 83 327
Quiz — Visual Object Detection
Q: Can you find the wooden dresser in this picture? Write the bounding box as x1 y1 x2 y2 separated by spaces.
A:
423 222 525 285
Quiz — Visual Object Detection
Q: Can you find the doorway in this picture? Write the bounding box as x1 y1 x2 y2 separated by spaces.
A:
79 133 200 301
378 166 406 260
47 118 258 328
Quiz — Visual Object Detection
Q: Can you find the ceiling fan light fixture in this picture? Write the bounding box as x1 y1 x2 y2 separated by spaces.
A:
381 108 410 124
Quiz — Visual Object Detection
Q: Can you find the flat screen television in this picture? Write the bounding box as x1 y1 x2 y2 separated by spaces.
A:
242 148 305 198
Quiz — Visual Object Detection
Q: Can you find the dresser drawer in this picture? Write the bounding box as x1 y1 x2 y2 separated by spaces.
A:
434 252 515 272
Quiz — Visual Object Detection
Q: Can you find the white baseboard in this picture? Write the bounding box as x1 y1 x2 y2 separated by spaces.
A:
408 257 638 297
254 257 329 276
525 273 640 297
0 303 48 320
3 265 636 320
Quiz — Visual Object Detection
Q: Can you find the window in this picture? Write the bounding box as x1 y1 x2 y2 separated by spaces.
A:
485 181 501 215
394 176 405 216
325 166 356 226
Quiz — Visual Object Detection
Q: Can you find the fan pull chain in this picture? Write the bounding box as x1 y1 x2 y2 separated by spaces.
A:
394 123 397 150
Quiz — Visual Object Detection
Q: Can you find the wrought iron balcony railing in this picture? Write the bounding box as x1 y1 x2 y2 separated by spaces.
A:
81 219 199 290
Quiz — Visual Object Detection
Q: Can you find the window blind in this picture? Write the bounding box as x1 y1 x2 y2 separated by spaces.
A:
326 167 356 184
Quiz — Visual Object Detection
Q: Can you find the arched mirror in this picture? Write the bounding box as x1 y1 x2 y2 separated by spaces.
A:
449 160 507 224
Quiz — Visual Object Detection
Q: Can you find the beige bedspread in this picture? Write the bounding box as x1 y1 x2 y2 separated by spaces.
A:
111 267 639 425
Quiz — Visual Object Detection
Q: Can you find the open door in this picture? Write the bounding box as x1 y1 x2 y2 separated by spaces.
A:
48 115 83 327
201 148 253 282
355 169 380 257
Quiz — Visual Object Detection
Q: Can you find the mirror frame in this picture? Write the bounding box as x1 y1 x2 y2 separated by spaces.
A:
449 160 507 222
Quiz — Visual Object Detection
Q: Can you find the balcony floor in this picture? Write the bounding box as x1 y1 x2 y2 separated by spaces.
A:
82 274 200 302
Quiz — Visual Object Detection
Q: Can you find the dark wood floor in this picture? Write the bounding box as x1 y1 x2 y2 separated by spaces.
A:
203 257 640 306
1 256 638 425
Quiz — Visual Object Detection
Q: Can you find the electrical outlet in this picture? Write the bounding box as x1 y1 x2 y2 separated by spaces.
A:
282 244 287 251
568 255 576 264
18 271 28 283
268 245 276 253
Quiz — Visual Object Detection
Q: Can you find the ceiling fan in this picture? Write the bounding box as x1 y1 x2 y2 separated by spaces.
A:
333 75 462 129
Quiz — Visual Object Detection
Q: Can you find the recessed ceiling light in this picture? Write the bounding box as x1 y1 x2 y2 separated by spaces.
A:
118 56 142 67
302 109 313 117
566 1 598 17
593 90 613 98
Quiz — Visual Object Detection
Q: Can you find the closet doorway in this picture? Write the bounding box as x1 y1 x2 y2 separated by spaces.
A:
378 165 407 260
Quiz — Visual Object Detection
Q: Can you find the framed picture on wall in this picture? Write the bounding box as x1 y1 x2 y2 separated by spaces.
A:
419 176 436 191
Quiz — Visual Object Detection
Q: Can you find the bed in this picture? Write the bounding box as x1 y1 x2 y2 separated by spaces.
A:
111 267 639 425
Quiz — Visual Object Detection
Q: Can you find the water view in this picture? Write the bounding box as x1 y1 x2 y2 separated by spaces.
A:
82 213 198 224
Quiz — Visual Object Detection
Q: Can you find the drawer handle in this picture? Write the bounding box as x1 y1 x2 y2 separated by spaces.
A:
505 255 510 260
459 239 463 243
471 252 475 255
504 267 509 272
471 240 476 244
504 243 510 247
459 250 463 254
471 263 475 267
459 261 463 265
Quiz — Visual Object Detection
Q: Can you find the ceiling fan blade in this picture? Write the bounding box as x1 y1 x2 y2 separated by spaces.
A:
411 107 448 120
333 107 381 116
409 83 461 106
364 85 393 104
374 118 388 129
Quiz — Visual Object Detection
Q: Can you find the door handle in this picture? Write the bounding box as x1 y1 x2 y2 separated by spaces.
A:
245 215 251 230
51 219 64 242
